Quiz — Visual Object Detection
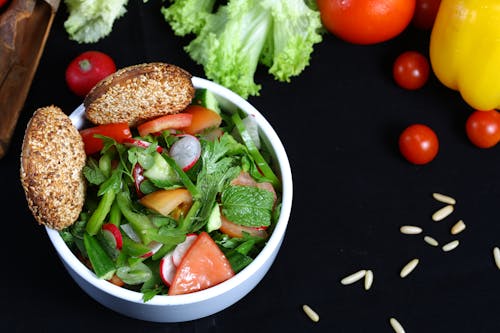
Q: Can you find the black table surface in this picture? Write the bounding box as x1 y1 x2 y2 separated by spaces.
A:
3 1 500 332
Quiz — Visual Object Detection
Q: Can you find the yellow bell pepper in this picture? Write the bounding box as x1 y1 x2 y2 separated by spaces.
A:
429 0 500 111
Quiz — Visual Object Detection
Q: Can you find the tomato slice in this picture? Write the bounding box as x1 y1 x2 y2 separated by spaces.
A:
80 122 132 155
139 188 193 217
137 113 193 137
182 105 222 135
168 232 234 295
220 214 268 239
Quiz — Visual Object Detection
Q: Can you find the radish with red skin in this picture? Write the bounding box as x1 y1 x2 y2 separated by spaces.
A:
123 138 163 153
172 234 198 266
102 223 123 250
132 163 145 197
159 252 176 286
169 135 201 171
141 241 163 259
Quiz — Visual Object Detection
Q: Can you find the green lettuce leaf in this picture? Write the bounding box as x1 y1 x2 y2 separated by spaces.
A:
64 0 129 43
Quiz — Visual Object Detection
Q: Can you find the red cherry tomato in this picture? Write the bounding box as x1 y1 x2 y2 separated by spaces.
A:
465 110 500 149
399 124 439 164
65 51 116 97
412 0 441 30
393 51 430 90
316 0 416 45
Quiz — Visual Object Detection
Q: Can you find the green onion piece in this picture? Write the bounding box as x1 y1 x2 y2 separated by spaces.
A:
83 233 116 280
162 154 199 197
231 113 280 188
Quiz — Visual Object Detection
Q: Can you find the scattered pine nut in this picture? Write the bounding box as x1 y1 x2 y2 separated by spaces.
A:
432 204 454 222
450 220 466 235
302 304 319 323
400 258 419 278
389 317 406 333
442 240 460 252
493 247 500 270
340 269 367 285
423 235 439 247
364 270 374 290
432 192 456 205
400 225 423 235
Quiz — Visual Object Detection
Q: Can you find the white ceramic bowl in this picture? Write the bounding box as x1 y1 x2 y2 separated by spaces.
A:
45 77 293 323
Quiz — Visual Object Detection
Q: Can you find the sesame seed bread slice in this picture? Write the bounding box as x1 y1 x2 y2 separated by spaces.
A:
20 106 86 230
84 62 195 127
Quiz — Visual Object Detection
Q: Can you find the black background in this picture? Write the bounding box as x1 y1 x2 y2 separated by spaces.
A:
3 1 500 332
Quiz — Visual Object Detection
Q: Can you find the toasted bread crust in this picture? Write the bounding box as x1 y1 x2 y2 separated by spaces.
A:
84 63 195 126
20 106 86 230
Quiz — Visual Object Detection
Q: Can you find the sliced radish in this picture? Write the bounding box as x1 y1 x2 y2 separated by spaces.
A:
101 223 123 250
123 138 163 153
141 241 163 259
132 163 145 197
159 252 176 286
172 233 198 266
169 134 201 171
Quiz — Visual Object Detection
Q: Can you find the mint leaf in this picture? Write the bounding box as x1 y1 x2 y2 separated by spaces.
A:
83 158 106 185
221 185 274 227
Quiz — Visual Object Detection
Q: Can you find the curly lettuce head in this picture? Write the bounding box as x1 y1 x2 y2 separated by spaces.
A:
64 0 128 44
165 0 323 99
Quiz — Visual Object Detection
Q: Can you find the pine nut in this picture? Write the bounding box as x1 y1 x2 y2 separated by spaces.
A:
364 270 374 290
400 258 419 278
442 240 460 252
432 192 456 205
423 235 439 247
493 247 500 270
432 205 454 221
389 317 406 333
340 270 366 285
450 220 466 235
400 225 423 234
302 304 319 322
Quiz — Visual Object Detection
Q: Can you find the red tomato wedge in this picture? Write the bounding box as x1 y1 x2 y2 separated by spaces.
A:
168 232 234 295
182 105 222 135
80 122 132 155
137 113 193 137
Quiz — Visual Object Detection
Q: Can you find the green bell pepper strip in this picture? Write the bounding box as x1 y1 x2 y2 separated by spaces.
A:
86 190 116 235
116 191 156 245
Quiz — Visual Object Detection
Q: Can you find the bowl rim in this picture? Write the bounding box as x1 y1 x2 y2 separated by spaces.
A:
45 76 293 306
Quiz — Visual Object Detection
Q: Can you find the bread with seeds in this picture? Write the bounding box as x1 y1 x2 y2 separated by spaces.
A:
20 106 86 230
84 62 195 127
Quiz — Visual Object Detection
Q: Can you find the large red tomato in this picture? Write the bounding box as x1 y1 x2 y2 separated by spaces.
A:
316 0 416 45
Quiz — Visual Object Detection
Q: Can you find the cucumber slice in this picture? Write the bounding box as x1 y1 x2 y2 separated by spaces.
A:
143 152 179 183
206 203 222 233
194 88 221 114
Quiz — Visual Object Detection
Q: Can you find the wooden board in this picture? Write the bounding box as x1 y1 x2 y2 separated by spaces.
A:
0 0 59 158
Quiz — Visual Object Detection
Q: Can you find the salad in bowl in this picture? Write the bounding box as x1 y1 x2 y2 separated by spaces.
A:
22 63 292 322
